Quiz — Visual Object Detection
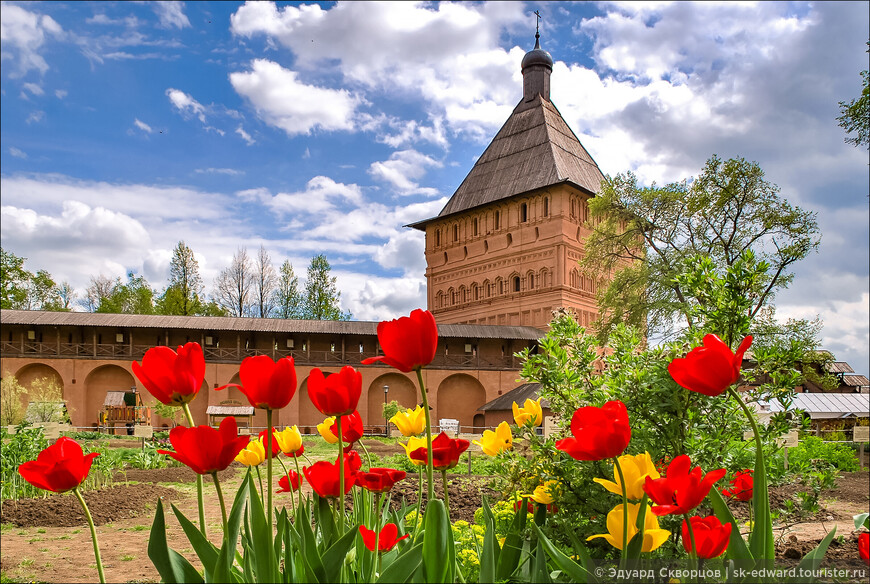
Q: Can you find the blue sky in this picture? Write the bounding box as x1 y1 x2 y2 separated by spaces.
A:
1 1 868 373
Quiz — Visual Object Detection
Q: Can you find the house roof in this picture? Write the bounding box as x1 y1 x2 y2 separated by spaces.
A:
409 94 605 229
761 393 870 418
843 375 870 387
0 309 543 341
825 361 855 374
477 382 549 411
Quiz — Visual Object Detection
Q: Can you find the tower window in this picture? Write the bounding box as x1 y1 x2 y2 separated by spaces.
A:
513 276 521 292
520 203 528 223
494 211 500 230
435 229 441 247
453 224 458 241
543 197 549 217
472 217 478 236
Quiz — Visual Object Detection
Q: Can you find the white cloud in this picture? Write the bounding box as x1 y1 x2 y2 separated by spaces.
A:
166 87 207 122
133 118 153 133
229 1 527 139
153 1 190 30
374 230 426 274
378 116 448 149
368 149 442 196
8 146 27 159
54 89 67 99
259 176 364 216
0 2 63 78
229 59 362 136
339 272 427 321
25 110 45 124
195 167 245 176
235 125 255 145
20 82 43 97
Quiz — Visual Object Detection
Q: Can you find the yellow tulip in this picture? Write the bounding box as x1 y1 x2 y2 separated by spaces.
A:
473 421 513 456
512 398 543 427
235 439 266 466
587 503 670 552
317 417 338 444
593 452 660 501
400 436 428 466
274 425 303 455
390 405 426 437
522 480 560 505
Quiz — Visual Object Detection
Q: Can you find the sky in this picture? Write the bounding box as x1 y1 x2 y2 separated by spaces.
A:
1 1 868 373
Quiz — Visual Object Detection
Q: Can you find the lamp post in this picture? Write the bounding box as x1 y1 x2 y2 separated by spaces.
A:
383 384 389 437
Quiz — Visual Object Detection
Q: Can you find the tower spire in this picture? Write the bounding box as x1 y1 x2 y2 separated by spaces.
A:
521 10 553 102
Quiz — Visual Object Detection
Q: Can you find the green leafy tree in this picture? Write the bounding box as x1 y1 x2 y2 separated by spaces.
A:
22 377 68 424
582 155 820 342
157 241 204 316
303 254 351 320
1 247 31 309
275 260 303 319
836 41 869 149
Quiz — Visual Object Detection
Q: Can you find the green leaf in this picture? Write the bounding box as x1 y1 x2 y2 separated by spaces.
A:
531 523 597 584
422 500 454 583
748 435 775 564
708 484 753 562
147 498 205 584
214 472 250 583
246 471 280 583
321 524 361 584
294 504 326 583
625 494 649 560
315 493 337 547
789 527 837 583
171 503 219 581
854 513 869 531
496 497 527 580
479 497 499 583
378 542 423 583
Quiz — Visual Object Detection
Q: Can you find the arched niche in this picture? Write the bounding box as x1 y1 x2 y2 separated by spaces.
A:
297 376 325 435
83 365 136 429
436 374 486 431
367 373 417 431
13 363 64 418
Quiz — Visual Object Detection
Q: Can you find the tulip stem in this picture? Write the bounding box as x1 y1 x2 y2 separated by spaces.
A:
181 403 206 538
267 409 274 537
73 487 106 584
441 470 450 519
415 368 435 503
373 492 384 582
212 472 228 533
255 465 265 502
613 456 629 564
683 513 697 558
337 415 345 534
293 455 303 513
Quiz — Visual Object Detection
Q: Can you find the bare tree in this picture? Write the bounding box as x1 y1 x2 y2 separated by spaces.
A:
82 275 116 312
214 247 254 317
253 245 278 318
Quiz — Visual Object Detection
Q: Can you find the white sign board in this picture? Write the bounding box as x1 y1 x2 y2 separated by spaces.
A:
743 430 755 441
854 426 870 442
777 430 799 448
439 418 459 437
133 425 154 438
543 416 556 439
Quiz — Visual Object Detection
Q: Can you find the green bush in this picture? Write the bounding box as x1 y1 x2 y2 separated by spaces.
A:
784 435 859 473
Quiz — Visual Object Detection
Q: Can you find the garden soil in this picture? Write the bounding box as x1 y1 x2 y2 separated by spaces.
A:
1 459 867 583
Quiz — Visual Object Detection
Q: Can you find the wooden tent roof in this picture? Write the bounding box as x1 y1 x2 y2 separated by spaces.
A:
103 391 127 407
477 382 549 412
410 94 605 229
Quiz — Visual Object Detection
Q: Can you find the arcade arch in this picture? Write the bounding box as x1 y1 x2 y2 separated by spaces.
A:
366 373 417 431
436 374 486 430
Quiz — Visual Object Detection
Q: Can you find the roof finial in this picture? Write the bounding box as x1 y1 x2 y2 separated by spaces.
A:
534 10 542 48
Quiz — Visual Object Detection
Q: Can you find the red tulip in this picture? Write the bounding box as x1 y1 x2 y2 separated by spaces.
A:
409 431 470 470
362 309 438 372
231 355 297 410
257 429 282 459
359 523 409 552
356 467 407 493
307 366 362 417
276 470 303 493
330 410 364 445
669 334 753 397
859 532 869 566
303 454 357 498
18 437 100 493
682 516 732 559
644 455 727 516
157 416 249 474
722 469 754 501
132 342 205 405
555 400 631 461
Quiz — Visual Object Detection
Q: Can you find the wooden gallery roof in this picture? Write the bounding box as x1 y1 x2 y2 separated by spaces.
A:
0 309 544 341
